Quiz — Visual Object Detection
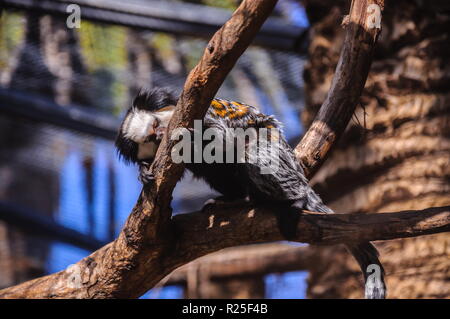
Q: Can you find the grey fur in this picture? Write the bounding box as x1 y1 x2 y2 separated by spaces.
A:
115 88 386 299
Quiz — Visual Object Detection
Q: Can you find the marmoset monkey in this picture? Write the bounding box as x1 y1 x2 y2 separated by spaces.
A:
115 88 386 299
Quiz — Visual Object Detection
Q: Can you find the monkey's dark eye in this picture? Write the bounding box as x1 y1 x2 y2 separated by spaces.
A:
144 135 157 143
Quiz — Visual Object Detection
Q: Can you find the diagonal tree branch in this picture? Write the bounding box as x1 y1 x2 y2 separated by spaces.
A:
128 0 280 244
0 0 402 299
295 0 385 178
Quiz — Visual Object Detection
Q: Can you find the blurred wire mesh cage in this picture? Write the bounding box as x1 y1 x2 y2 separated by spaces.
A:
0 0 309 297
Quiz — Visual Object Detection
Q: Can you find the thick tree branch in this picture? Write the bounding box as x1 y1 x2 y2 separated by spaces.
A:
164 203 450 286
172 206 449 253
160 205 449 287
1 204 447 298
166 199 450 286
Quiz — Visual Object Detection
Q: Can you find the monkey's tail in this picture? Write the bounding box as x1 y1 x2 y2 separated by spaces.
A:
347 242 386 299
304 191 386 299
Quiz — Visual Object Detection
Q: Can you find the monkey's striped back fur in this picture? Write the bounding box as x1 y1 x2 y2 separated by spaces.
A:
115 88 386 299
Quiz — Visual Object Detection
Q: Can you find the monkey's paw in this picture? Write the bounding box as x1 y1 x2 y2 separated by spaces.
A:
138 162 155 185
139 172 155 185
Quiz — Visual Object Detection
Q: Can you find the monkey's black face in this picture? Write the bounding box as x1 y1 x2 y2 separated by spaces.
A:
115 88 178 164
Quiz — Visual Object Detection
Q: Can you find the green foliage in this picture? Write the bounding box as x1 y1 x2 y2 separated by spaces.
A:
0 11 25 74
202 0 238 9
77 20 128 115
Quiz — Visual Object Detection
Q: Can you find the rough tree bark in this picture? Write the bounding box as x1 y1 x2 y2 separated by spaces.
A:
302 0 450 298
